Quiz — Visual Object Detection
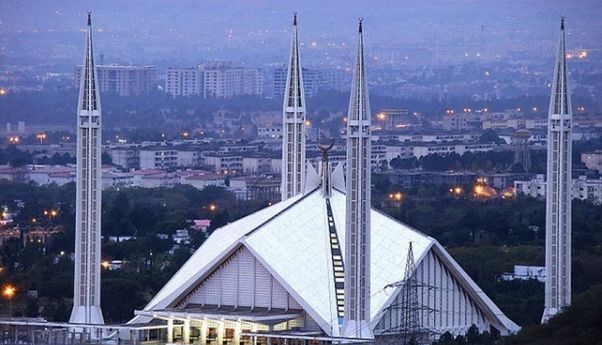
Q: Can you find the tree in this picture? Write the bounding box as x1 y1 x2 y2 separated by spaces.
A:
480 129 503 144
24 298 39 317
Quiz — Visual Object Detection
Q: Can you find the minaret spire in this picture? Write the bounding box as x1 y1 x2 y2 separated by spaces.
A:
70 12 104 327
281 13 307 200
342 19 373 339
542 17 572 323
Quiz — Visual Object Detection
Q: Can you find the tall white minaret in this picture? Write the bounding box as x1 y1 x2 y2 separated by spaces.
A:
342 20 373 339
70 12 104 325
281 13 307 200
542 17 572 323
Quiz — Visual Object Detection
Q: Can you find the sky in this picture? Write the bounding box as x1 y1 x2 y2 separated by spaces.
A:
0 0 601 69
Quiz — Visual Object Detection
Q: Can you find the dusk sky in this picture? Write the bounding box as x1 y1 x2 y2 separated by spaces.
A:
1 0 601 68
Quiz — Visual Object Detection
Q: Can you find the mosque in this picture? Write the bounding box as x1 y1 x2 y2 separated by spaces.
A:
127 16 519 345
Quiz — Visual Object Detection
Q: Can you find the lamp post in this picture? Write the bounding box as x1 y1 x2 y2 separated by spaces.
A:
2 284 16 316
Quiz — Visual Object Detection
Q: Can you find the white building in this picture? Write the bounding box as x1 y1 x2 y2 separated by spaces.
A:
241 156 274 174
166 63 263 98
107 147 140 170
173 229 191 244
411 143 494 158
75 64 156 96
139 148 178 169
500 266 546 283
180 173 225 190
102 170 134 190
130 181 519 344
515 175 602 205
166 68 204 96
27 165 76 185
132 170 179 188
203 154 243 174
582 150 602 173
257 125 282 139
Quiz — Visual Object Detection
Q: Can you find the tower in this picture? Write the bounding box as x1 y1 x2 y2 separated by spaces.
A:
399 243 420 344
281 13 307 200
542 18 572 323
342 20 373 339
70 13 104 325
512 129 532 172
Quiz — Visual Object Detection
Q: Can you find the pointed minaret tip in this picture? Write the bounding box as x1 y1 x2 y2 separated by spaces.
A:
293 12 297 26
87 11 92 26
358 18 363 33
560 16 565 30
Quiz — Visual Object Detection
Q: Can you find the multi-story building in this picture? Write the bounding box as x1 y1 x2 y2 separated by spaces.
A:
180 173 226 190
242 156 275 174
102 171 134 190
75 64 156 96
441 111 484 131
107 147 140 170
139 148 178 169
165 68 204 96
165 62 263 98
514 175 602 205
411 142 494 158
257 125 283 139
273 67 349 97
203 154 243 174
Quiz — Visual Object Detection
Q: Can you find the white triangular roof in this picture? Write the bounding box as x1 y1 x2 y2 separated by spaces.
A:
130 192 305 323
132 188 518 335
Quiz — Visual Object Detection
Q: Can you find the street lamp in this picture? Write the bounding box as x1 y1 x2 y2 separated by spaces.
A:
388 192 403 202
2 284 16 316
36 133 47 143
449 186 463 197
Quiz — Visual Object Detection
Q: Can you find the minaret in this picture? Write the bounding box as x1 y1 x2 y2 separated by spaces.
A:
342 19 373 339
70 12 104 325
542 17 572 323
281 13 307 200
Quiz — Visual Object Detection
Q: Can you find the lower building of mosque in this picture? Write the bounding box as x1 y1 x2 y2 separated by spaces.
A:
129 163 519 344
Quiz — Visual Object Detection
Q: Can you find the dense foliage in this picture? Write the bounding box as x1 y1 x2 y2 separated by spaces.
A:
503 285 602 345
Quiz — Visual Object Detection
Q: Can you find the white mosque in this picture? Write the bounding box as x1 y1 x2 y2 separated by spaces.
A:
127 16 520 345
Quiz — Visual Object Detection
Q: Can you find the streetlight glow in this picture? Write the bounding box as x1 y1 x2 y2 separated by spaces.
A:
2 284 16 299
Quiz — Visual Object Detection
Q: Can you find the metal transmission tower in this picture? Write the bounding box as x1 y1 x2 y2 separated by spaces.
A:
542 17 573 323
381 243 437 345
399 243 420 343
